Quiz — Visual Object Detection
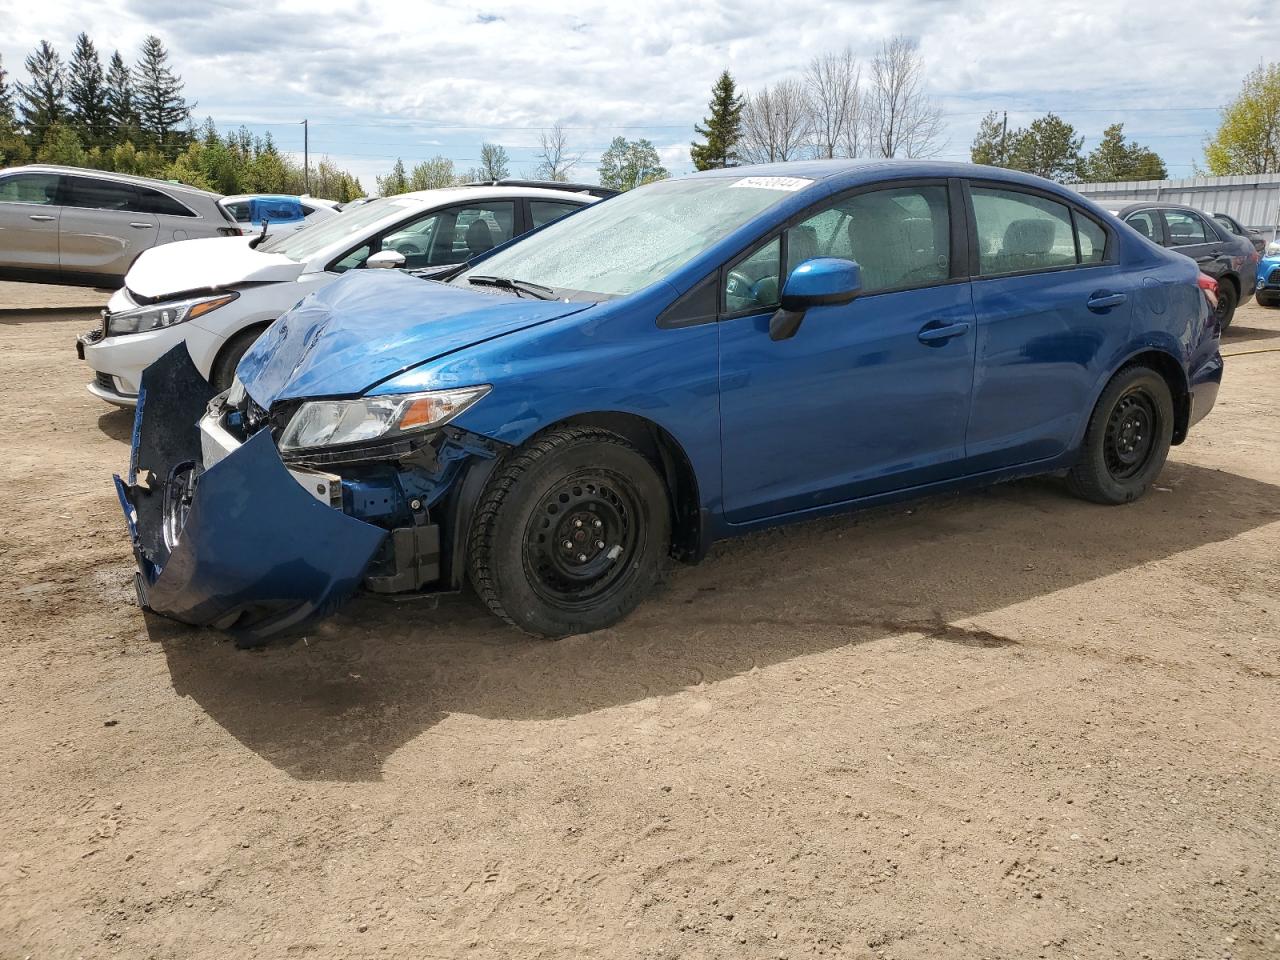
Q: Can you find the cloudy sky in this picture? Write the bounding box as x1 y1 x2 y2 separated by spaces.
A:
1 0 1274 191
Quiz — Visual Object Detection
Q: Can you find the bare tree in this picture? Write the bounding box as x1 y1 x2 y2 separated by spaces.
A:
804 47 863 159
534 123 581 181
738 79 811 164
866 36 944 159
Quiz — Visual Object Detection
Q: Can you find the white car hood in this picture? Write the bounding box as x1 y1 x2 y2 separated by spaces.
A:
125 236 305 300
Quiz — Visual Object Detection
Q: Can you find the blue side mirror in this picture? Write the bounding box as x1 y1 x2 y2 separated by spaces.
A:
771 257 862 341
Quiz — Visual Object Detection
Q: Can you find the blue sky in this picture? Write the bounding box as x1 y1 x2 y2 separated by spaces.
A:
1 0 1273 192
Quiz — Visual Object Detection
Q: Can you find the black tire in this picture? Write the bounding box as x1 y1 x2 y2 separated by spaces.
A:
210 327 266 393
1257 292 1280 310
1068 365 1174 505
1214 279 1238 330
468 427 671 637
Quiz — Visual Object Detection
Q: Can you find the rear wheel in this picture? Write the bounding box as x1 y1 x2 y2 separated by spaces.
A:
1257 291 1279 309
468 427 671 637
210 327 266 393
1068 366 1174 505
1213 280 1238 329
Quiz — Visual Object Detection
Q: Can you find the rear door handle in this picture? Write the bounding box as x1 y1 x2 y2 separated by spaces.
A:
917 321 971 344
28 214 56 222
1087 292 1127 312
129 222 153 229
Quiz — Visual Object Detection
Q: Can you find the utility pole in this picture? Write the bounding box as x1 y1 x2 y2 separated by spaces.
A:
1000 111 1008 165
301 118 309 194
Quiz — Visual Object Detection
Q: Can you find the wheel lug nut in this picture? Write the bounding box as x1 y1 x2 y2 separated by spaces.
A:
593 518 602 528
577 553 587 562
573 519 583 528
595 540 605 549
562 540 573 550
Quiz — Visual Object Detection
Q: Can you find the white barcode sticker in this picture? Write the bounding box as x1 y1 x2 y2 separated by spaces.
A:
730 176 813 192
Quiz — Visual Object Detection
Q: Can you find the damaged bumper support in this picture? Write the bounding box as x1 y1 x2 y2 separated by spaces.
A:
116 347 390 642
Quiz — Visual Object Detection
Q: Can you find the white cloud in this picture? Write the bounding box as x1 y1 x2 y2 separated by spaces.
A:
1 0 1273 185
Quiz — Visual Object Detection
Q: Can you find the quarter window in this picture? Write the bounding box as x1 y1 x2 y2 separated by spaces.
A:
0 173 60 204
133 186 195 217
1162 210 1210 246
971 187 1079 276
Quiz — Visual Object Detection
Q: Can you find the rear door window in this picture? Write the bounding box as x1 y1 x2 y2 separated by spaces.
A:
0 173 61 204
1076 213 1108 263
530 200 582 228
971 187 1078 277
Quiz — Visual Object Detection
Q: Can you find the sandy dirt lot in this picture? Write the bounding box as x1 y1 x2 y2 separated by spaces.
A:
1 282 1278 960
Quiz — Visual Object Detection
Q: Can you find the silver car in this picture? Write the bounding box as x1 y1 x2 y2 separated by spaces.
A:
0 164 240 288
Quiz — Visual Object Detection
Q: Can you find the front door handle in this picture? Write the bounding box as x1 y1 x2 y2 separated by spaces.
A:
28 214 56 222
917 321 970 345
129 222 152 229
1087 291 1127 312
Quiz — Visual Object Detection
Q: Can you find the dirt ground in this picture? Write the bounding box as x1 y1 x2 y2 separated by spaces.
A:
1 280 1278 960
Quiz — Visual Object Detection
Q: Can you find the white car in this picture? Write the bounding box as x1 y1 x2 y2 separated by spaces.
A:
218 194 340 237
78 185 596 405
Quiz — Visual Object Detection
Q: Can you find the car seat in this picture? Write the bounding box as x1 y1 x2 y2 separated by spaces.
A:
466 219 497 257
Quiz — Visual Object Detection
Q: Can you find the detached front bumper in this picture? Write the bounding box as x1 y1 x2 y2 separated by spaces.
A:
116 346 388 643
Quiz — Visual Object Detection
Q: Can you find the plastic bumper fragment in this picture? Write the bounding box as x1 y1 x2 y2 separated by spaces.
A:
115 345 388 643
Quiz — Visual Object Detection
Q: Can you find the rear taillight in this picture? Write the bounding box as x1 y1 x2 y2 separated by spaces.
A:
1197 272 1218 309
217 226 243 237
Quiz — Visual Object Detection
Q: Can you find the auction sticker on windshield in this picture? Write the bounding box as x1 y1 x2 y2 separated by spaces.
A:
730 176 813 191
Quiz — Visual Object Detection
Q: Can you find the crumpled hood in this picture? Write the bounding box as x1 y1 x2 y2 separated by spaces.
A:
126 236 303 300
238 269 593 407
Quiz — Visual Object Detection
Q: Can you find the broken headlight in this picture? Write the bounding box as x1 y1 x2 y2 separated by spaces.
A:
106 292 239 336
278 386 491 452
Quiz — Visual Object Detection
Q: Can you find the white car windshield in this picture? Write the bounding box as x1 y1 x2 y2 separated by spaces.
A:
455 176 808 299
259 198 415 263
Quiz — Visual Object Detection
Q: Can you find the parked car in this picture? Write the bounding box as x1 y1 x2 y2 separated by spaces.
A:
218 194 339 236
78 185 595 405
118 160 1223 645
0 164 239 288
1257 254 1280 308
1102 199 1259 328
465 177 619 199
1211 211 1266 255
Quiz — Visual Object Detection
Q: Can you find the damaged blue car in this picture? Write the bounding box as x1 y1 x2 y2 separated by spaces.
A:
117 160 1224 644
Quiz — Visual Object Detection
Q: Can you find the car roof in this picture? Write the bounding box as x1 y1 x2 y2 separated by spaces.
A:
386 185 600 204
6 163 222 199
1101 199 1212 216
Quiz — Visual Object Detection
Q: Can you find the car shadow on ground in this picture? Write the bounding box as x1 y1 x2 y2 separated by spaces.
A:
151 460 1280 782
98 408 135 443
1222 324 1280 347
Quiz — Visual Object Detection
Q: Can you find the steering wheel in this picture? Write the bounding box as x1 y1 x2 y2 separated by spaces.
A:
725 269 758 308
392 240 424 257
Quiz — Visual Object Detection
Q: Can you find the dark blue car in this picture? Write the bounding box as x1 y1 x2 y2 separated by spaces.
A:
118 160 1223 643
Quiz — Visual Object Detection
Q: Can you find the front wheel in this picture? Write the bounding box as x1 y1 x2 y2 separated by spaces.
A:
1213 280 1238 330
1068 366 1174 505
210 327 266 393
1257 291 1279 310
468 427 671 637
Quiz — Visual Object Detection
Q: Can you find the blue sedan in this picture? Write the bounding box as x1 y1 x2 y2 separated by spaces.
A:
117 160 1223 643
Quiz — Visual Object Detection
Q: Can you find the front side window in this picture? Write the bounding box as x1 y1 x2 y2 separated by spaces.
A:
724 236 782 313
0 173 60 205
1162 210 1210 246
263 197 405 263
455 176 805 300
971 187 1078 277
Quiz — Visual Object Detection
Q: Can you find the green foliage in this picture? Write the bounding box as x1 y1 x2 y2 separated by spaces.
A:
477 142 509 180
1007 113 1084 181
35 122 87 166
105 50 138 141
691 70 743 170
377 158 409 196
1080 123 1168 182
599 136 669 191
1204 62 1280 175
67 33 109 148
16 40 65 144
134 35 190 149
408 155 459 191
970 111 1011 167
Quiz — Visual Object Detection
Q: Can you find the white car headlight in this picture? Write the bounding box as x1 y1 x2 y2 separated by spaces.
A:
279 386 491 452
107 292 239 336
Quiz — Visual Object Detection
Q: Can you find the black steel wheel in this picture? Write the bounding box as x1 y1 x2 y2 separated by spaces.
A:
1068 365 1174 505
1213 280 1238 330
468 427 671 637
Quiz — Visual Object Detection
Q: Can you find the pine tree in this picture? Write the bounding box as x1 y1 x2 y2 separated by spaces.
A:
377 158 409 196
67 33 109 148
134 35 191 148
691 71 743 170
16 40 65 145
105 50 137 139
0 53 30 166
970 111 1012 167
0 53 15 125
1080 123 1168 182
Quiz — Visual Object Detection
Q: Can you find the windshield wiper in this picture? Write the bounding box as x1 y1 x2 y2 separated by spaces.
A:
466 275 556 300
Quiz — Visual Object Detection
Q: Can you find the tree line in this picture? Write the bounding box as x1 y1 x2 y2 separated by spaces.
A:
971 112 1168 183
0 34 365 201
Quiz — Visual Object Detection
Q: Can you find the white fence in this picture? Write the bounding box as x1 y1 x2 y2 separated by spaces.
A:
1073 173 1280 234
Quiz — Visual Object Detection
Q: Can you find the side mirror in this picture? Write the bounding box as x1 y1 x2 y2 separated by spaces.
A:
770 258 862 341
367 249 407 270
